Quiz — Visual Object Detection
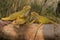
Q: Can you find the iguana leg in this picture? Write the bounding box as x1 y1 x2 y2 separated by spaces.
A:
12 17 26 25
11 17 20 25
11 21 16 25
26 20 35 24
34 23 43 40
29 20 35 24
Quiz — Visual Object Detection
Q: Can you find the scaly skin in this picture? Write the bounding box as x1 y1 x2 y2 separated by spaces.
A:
31 12 58 40
12 16 26 25
31 12 57 25
1 5 31 21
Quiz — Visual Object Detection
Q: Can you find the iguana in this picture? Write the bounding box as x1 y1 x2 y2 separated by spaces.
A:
31 12 58 40
31 12 58 25
12 16 26 25
1 5 31 21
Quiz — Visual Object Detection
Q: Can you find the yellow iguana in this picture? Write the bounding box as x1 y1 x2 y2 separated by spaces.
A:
31 11 58 40
12 16 26 25
1 5 31 21
31 12 58 25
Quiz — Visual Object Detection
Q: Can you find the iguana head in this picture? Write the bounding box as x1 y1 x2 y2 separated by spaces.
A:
31 12 38 16
31 11 42 18
23 5 31 11
23 5 31 16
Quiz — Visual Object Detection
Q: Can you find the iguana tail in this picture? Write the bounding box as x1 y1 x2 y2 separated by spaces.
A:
1 17 10 21
49 20 58 26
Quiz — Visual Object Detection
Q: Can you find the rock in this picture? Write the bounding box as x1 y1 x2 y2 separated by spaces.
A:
2 24 18 37
0 20 11 26
25 24 38 40
0 24 18 40
55 24 60 40
25 24 55 40
0 23 60 40
0 24 26 40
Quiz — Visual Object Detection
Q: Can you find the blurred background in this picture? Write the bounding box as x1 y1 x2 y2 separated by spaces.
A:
0 0 60 23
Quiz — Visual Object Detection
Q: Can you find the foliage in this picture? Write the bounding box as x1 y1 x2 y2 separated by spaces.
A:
0 0 60 23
